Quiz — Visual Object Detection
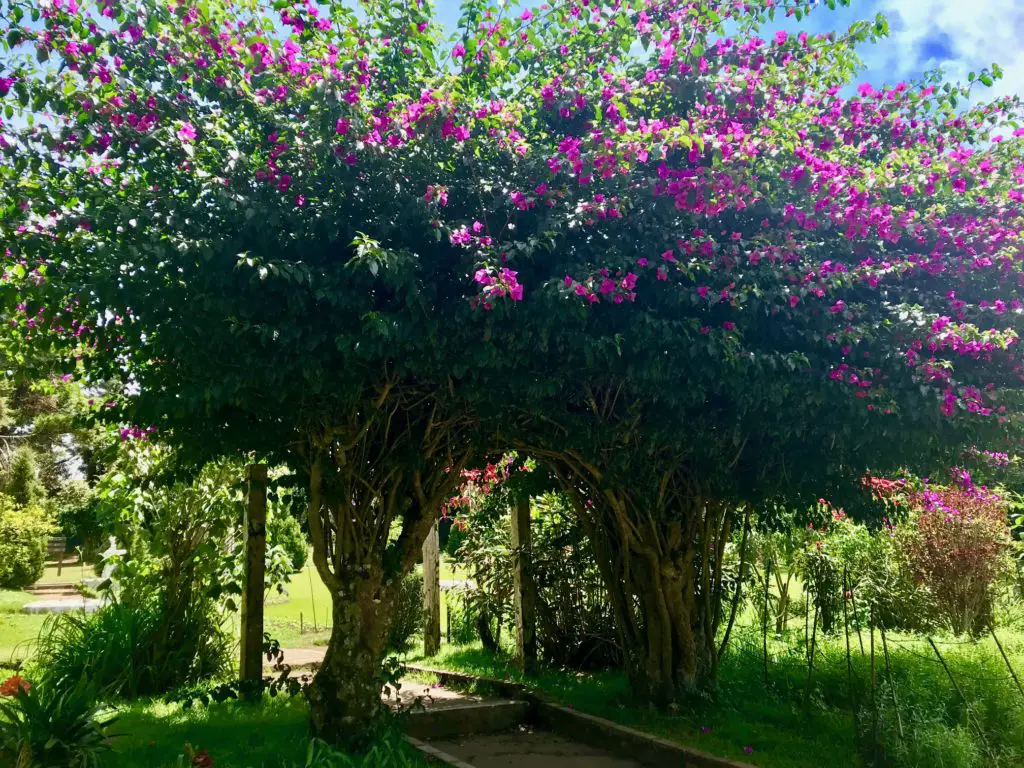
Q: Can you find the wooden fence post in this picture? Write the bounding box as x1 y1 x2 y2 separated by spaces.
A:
511 496 537 673
240 464 268 695
422 522 441 657
762 558 771 689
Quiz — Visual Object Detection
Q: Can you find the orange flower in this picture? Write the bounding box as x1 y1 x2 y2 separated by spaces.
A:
0 675 30 697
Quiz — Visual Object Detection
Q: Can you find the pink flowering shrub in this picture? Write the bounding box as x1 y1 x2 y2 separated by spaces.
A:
905 482 1011 635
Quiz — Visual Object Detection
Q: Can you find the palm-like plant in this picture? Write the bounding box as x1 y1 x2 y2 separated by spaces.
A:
0 680 115 768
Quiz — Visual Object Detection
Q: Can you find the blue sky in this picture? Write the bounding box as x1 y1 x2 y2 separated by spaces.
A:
428 0 1024 99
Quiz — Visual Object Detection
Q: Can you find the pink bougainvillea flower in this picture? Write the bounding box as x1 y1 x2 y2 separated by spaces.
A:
177 123 196 142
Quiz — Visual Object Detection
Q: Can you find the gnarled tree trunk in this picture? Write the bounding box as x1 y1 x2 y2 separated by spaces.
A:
308 570 391 743
552 459 743 707
298 381 473 744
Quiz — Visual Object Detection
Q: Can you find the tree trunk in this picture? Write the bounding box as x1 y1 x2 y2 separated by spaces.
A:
477 609 498 652
308 574 390 746
548 457 731 710
617 549 716 706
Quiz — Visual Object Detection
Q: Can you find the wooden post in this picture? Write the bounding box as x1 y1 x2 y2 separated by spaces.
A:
422 522 441 657
842 569 856 715
240 464 268 694
805 602 819 707
762 558 771 689
870 612 878 759
991 626 1024 699
511 496 537 673
880 625 904 741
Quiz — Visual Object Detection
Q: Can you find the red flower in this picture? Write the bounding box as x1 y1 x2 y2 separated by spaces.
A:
0 675 30 696
191 749 214 767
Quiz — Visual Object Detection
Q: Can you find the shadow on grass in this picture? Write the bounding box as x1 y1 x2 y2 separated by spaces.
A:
105 696 310 768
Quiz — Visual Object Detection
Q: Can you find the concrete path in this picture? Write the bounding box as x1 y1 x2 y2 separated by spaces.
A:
22 597 102 614
431 725 645 768
21 582 102 614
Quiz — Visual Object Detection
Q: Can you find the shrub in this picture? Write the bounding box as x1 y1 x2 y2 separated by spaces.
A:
384 572 422 652
905 484 1011 636
531 493 620 669
53 480 103 556
0 495 51 589
443 590 479 647
268 508 308 573
33 597 231 700
449 509 514 653
2 447 46 509
0 678 115 768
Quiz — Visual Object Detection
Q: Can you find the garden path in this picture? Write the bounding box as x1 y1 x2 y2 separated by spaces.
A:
276 649 649 767
430 727 644 768
21 574 102 614
275 647 492 710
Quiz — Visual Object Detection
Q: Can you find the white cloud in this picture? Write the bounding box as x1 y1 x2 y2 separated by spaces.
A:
864 0 1024 99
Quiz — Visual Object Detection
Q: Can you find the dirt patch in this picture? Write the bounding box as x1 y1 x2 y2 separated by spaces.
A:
276 647 326 668
430 725 645 768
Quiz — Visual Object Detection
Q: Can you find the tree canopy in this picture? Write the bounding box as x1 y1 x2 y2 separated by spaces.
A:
2 0 1023 727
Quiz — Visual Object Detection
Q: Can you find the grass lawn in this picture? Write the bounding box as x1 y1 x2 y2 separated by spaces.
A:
0 556 97 667
260 555 464 649
36 556 94 585
262 562 335 648
104 696 427 768
0 588 45 667
2 551 460 667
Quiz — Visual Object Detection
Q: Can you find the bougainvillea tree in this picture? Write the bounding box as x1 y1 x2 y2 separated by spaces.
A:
3 0 1024 725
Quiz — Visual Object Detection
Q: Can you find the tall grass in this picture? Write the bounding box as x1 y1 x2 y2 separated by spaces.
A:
31 599 231 700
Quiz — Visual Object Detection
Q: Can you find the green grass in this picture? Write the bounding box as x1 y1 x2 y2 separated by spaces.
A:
260 556 463 649
0 588 44 667
262 563 335 648
103 696 428 768
0 556 96 666
5 550 465 658
401 624 1024 768
104 697 310 768
36 556 94 585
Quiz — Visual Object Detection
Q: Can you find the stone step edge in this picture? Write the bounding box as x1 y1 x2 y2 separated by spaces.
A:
404 736 476 768
403 664 756 768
